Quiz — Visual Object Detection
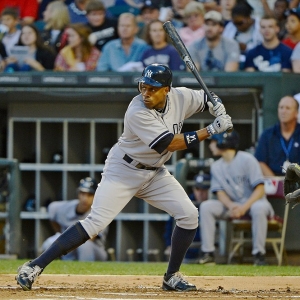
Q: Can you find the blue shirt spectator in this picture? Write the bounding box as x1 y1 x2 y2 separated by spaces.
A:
68 0 89 24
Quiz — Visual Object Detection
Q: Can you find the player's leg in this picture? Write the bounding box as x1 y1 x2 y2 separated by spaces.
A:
199 199 226 264
138 168 198 291
250 199 274 265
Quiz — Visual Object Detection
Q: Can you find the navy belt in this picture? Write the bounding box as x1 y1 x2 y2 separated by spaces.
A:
123 154 157 171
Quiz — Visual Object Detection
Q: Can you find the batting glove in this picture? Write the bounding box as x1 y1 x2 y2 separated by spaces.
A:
208 101 226 117
207 114 233 136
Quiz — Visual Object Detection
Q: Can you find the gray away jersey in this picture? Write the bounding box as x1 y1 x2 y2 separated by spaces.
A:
117 87 207 167
210 151 267 204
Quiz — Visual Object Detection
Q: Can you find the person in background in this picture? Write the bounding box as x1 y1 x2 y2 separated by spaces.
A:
140 20 185 70
40 0 70 54
54 23 101 71
254 95 300 176
222 0 263 66
41 177 108 261
199 131 274 266
272 0 288 40
86 0 118 53
68 0 90 24
244 16 293 72
188 10 240 71
4 24 56 71
0 41 7 71
0 7 21 55
291 41 300 72
0 0 39 25
219 0 237 28
282 8 300 49
164 173 211 263
179 1 206 48
97 12 148 72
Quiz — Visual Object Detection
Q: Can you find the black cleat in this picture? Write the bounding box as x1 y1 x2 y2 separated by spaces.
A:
162 272 197 291
15 261 43 291
253 252 267 266
198 252 216 265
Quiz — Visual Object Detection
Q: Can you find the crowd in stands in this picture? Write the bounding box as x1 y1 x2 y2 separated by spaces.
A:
0 0 299 73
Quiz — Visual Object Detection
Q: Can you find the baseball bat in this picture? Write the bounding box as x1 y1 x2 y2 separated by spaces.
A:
163 21 233 132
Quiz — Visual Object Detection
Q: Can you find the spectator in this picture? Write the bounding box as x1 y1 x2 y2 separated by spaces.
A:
141 20 185 70
282 8 300 49
179 1 206 47
0 0 39 25
68 0 90 24
247 0 275 18
96 12 148 72
0 41 7 71
291 41 300 72
40 0 70 54
41 177 108 261
86 0 118 53
164 173 211 263
244 16 293 72
188 10 240 71
0 7 21 55
223 1 263 65
136 0 160 40
272 0 288 40
199 131 274 266
220 0 237 28
54 23 100 71
254 95 300 176
294 92 300 122
289 0 300 9
4 24 56 71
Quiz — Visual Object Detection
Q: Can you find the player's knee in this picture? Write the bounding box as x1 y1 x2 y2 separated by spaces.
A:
200 200 215 216
177 208 199 229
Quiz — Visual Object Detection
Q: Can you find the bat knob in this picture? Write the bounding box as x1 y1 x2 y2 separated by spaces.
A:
227 127 234 133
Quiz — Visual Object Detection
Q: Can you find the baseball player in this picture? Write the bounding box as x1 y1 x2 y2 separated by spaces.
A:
199 131 274 266
16 63 233 292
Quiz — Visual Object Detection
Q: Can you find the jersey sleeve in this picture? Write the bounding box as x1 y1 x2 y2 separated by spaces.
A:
244 153 265 188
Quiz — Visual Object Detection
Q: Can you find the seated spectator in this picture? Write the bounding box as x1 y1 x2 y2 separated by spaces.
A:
291 41 300 72
282 8 300 49
199 131 274 266
40 0 70 54
68 0 90 24
0 0 38 25
220 0 237 28
272 0 288 40
4 24 56 71
223 1 263 65
141 20 185 70
136 1 160 40
244 16 293 72
86 0 118 53
255 95 300 176
54 23 101 71
188 11 240 71
0 7 21 55
41 177 108 261
164 173 211 263
179 1 206 47
97 12 149 72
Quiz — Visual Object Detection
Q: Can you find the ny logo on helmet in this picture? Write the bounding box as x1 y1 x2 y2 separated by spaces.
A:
145 70 153 78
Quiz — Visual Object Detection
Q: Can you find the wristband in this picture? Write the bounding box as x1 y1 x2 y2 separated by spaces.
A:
183 131 199 148
206 124 216 136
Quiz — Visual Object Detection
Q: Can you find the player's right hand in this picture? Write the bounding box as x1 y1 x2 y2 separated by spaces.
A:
207 114 233 135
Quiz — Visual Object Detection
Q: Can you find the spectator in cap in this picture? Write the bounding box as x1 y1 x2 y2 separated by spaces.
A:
164 173 211 263
188 10 240 71
41 177 109 261
179 1 206 47
282 8 300 49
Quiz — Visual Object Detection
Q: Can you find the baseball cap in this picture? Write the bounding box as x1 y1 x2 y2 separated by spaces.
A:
194 173 211 190
141 0 159 12
285 8 300 20
204 10 224 26
78 177 98 194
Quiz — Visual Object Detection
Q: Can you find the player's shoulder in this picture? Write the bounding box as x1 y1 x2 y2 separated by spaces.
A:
126 94 152 117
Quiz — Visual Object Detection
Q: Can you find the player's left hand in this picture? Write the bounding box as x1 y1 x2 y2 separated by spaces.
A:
208 101 226 117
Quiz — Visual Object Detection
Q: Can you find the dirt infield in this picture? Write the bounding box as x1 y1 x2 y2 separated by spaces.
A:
1 274 300 299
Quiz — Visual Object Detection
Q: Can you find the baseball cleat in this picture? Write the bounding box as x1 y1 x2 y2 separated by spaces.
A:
162 272 197 291
16 261 43 291
198 252 216 265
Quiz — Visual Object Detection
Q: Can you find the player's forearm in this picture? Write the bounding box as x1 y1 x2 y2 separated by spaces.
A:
259 162 275 176
217 190 236 209
243 184 265 211
166 128 210 152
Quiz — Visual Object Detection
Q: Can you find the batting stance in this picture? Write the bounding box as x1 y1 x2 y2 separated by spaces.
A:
16 64 233 292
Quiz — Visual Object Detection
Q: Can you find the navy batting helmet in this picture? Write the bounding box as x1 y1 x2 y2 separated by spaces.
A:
78 177 98 194
138 64 172 88
211 130 240 150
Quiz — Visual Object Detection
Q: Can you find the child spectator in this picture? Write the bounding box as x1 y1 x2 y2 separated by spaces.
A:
86 0 119 53
141 20 185 70
282 8 300 49
179 1 206 47
4 24 56 71
54 23 101 71
272 0 288 40
40 0 70 54
0 7 21 55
